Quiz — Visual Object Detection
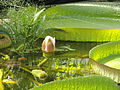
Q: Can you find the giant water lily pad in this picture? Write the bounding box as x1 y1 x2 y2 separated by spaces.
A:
31 75 119 90
89 41 120 83
38 2 120 42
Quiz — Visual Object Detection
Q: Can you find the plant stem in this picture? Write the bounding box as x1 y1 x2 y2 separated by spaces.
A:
37 58 48 67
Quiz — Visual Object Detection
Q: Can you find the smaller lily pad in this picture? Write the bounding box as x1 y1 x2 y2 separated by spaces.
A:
105 58 120 69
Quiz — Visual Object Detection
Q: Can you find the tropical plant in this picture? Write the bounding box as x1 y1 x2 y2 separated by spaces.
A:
2 6 45 55
0 2 120 90
30 2 120 89
89 41 120 83
31 75 120 90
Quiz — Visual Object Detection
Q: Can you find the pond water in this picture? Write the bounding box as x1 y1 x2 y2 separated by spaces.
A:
0 34 102 90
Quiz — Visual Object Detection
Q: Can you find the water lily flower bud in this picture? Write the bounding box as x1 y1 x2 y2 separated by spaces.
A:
42 36 55 52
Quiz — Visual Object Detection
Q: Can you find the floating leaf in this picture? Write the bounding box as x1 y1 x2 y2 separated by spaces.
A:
89 41 120 83
89 41 120 68
30 75 119 90
39 2 120 42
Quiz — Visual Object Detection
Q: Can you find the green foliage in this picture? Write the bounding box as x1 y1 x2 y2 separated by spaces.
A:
31 75 119 90
31 69 47 78
3 6 44 54
1 2 120 90
38 2 120 42
89 41 120 83
0 0 31 8
0 82 4 90
0 69 4 90
0 69 3 80
36 2 120 84
89 41 120 66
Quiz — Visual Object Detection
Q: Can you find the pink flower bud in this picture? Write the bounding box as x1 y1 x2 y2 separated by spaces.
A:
41 36 55 52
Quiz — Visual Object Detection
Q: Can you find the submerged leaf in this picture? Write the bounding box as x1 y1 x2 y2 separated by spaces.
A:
31 70 47 78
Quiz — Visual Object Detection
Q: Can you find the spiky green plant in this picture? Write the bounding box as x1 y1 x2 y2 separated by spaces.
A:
3 6 45 54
